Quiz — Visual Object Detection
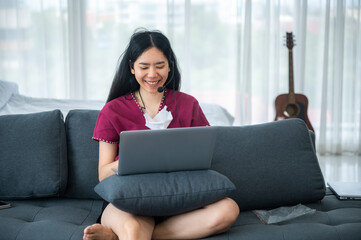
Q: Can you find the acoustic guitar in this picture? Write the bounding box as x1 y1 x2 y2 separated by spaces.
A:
274 32 314 132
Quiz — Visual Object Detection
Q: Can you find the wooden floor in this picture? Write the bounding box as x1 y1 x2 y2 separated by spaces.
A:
317 154 361 183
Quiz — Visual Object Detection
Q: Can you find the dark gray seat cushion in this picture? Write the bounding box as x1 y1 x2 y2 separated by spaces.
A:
226 191 361 240
0 110 67 199
211 118 326 211
0 198 103 240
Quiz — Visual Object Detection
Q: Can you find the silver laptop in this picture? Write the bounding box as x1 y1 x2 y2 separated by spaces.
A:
327 182 361 200
116 126 218 176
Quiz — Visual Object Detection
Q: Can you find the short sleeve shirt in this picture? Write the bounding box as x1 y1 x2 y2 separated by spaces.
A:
92 89 210 144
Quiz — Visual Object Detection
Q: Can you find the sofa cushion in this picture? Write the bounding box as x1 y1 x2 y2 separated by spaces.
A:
0 198 103 240
211 118 326 211
227 192 361 240
94 170 236 216
64 110 101 199
0 110 67 199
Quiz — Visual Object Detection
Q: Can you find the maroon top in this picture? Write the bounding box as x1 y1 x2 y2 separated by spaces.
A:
93 89 210 145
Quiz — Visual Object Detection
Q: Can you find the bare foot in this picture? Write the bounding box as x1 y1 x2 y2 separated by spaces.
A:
83 224 118 240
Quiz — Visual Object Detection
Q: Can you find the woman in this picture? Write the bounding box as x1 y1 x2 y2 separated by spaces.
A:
83 29 239 240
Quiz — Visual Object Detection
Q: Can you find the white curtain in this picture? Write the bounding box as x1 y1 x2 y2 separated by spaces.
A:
0 0 360 155
0 0 68 98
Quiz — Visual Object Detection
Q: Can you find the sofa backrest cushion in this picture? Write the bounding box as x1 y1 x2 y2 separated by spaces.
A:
64 110 101 199
0 110 67 199
211 118 326 211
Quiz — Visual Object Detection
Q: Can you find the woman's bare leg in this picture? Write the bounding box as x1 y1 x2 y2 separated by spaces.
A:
83 203 155 240
152 198 239 239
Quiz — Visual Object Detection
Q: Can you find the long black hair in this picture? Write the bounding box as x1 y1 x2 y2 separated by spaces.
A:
106 29 181 103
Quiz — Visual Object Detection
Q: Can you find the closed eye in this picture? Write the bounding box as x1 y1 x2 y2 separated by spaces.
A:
156 65 165 69
137 61 166 70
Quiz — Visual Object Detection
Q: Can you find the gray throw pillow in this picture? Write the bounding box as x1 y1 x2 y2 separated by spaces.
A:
0 110 67 199
94 170 235 216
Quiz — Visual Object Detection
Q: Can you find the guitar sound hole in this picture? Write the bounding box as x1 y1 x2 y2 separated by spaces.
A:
283 104 299 118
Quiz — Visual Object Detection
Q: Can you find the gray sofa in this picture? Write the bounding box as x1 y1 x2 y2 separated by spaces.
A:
1 109 361 240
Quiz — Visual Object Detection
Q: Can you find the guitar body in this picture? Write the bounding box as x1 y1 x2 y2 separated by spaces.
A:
274 32 314 132
274 93 314 132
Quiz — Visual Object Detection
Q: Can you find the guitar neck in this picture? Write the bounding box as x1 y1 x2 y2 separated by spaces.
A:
288 49 296 103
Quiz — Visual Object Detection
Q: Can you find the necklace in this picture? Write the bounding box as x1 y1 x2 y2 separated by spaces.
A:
138 91 146 110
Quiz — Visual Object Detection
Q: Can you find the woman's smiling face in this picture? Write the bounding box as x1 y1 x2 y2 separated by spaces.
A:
131 47 171 94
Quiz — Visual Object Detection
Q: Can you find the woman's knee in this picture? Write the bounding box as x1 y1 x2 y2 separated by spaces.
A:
123 218 142 235
101 204 154 238
123 217 155 239
207 198 239 232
